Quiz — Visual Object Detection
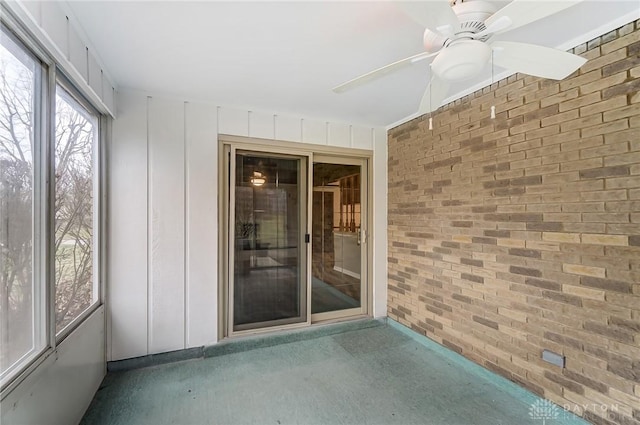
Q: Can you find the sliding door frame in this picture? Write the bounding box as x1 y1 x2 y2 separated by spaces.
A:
218 135 373 340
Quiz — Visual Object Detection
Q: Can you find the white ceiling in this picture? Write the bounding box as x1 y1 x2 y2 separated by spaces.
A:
65 1 639 127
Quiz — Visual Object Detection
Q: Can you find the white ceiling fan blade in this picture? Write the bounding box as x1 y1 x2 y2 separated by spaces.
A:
333 51 437 93
418 74 450 115
492 41 587 80
397 0 459 36
485 0 583 35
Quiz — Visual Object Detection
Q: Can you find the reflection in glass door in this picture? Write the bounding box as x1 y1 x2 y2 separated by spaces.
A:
311 160 366 319
231 151 307 331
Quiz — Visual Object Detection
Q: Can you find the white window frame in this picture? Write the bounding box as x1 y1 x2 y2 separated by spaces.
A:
0 24 48 389
52 77 102 343
0 10 105 396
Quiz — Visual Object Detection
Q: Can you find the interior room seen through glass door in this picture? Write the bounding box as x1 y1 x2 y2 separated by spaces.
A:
311 162 364 317
232 152 307 331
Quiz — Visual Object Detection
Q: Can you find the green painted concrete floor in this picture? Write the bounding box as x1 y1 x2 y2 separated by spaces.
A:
81 320 588 425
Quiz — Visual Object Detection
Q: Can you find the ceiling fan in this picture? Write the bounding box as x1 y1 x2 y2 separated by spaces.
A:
333 0 588 114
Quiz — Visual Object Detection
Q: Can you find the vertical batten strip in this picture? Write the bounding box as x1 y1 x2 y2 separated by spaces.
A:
370 128 375 150
274 114 278 139
183 101 189 349
326 122 330 145
85 47 89 88
145 96 151 356
350 125 354 148
65 16 70 61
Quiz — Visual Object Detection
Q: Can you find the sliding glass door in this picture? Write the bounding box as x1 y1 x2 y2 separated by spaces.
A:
311 157 366 321
222 142 368 336
230 151 308 332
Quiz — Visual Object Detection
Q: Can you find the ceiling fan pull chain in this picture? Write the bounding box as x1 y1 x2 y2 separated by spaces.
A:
429 65 434 131
490 49 496 120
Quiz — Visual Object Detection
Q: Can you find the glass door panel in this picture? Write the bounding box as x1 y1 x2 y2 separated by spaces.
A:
311 162 364 317
232 152 307 331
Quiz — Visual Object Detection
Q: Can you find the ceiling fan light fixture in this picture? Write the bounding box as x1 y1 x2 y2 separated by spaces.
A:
431 40 491 82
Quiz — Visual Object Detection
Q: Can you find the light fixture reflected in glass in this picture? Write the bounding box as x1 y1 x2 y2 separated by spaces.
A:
250 171 266 187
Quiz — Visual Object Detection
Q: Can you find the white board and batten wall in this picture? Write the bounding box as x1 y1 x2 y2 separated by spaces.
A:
109 90 388 361
1 1 388 423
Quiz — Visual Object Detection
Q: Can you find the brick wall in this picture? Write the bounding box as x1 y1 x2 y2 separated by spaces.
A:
387 21 640 425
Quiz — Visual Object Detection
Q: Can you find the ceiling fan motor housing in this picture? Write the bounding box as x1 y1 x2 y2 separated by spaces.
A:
431 39 491 82
423 0 496 53
430 0 497 82
452 0 498 33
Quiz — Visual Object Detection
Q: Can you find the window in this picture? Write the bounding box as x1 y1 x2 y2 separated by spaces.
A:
0 26 45 385
54 85 99 335
0 21 103 389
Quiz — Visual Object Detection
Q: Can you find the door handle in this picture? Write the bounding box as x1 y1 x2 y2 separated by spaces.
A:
357 229 361 246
